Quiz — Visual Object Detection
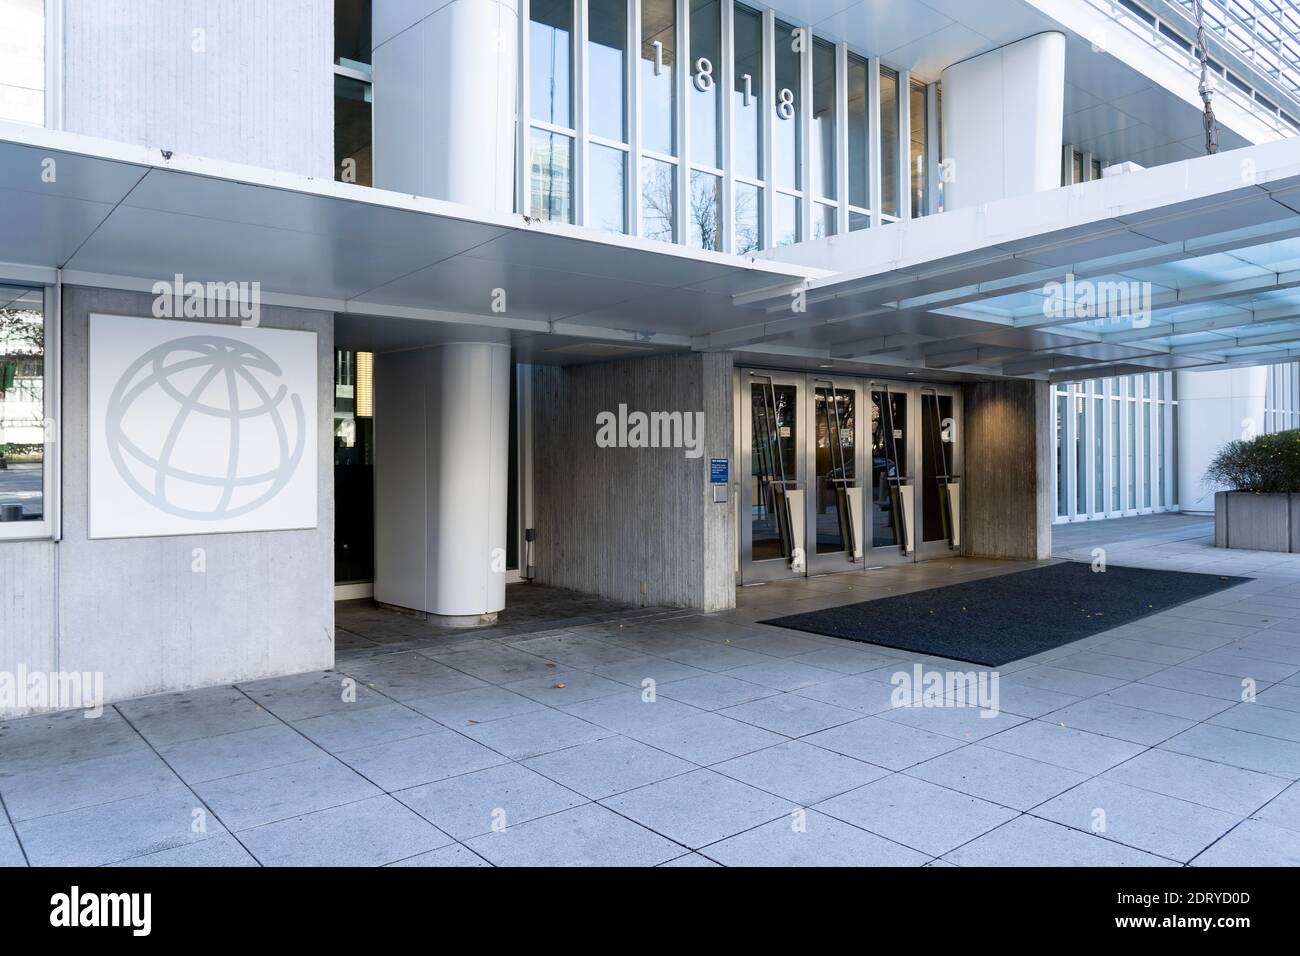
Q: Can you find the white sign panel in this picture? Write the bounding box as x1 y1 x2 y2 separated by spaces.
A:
88 314 318 538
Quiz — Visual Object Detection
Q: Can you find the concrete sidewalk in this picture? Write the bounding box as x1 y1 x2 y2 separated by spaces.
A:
2 518 1299 866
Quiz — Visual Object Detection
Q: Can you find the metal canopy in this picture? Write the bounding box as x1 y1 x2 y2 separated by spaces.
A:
0 123 825 362
740 136 1300 381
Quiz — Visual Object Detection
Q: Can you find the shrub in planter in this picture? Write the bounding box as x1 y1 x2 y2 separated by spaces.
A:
1204 428 1300 494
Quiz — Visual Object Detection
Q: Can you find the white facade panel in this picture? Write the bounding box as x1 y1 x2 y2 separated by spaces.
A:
61 0 332 178
86 314 318 539
940 32 1065 209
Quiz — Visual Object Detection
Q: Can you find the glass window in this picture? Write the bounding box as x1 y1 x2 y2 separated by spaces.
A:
773 21 802 191
879 68 899 218
813 202 836 240
641 157 676 242
735 182 762 254
1075 388 1085 515
334 350 374 584
334 0 372 67
589 143 627 234
1093 388 1103 511
909 80 928 217
689 170 722 250
812 40 837 201
589 0 628 142
530 128 574 222
641 0 676 155
0 0 45 126
773 192 800 247
690 0 722 169
733 5 763 181
1055 392 1067 517
849 210 869 232
0 285 46 531
847 55 869 209
334 75 373 186
530 0 573 127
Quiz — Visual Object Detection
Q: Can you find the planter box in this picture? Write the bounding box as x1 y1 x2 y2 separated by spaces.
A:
1215 491 1298 552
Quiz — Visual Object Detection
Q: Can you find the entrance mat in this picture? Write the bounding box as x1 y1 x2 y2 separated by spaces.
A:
760 562 1249 667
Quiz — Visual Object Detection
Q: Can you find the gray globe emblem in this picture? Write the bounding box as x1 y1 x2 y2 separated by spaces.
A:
105 335 307 520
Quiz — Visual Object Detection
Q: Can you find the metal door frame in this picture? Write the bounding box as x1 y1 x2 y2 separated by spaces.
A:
737 370 808 584
865 380 917 567
915 384 964 561
736 369 964 582
805 376 866 575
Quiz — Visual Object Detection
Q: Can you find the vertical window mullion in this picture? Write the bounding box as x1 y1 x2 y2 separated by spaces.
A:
761 8 775 249
867 57 881 227
575 0 589 227
675 0 690 244
1084 382 1095 517
1064 383 1077 520
925 81 939 215
721 0 735 253
798 23 813 243
898 68 912 220
835 42 849 235
517 0 532 215
628 0 642 237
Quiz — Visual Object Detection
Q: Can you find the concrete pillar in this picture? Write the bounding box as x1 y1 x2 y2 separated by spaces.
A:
372 0 519 210
940 33 1066 209
1176 367 1268 513
531 352 736 611
374 342 511 622
961 379 1053 560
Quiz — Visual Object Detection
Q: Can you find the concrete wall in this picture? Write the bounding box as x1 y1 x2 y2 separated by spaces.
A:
62 0 333 178
532 352 735 611
961 379 1053 560
0 286 334 717
1177 367 1269 513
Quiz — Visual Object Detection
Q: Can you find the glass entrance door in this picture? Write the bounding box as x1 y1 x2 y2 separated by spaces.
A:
807 379 864 574
867 382 962 565
917 386 961 560
739 372 806 582
737 371 960 583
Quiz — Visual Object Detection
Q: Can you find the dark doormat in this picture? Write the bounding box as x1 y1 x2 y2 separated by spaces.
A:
760 562 1249 667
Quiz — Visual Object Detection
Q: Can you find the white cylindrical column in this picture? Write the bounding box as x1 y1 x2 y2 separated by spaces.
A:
940 32 1065 210
428 342 512 619
1176 367 1268 513
372 0 519 211
374 340 511 622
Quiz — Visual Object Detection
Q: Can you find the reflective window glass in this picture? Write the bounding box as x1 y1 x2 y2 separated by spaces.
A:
642 156 676 241
641 0 676 155
689 169 722 250
0 285 45 528
733 5 763 181
773 21 801 190
590 143 627 233
735 182 762 254
812 40 837 201
879 68 899 217
847 55 869 209
530 128 574 222
589 0 628 141
530 0 573 127
690 0 722 168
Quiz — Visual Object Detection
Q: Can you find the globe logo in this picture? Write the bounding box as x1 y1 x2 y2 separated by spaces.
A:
104 335 307 520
